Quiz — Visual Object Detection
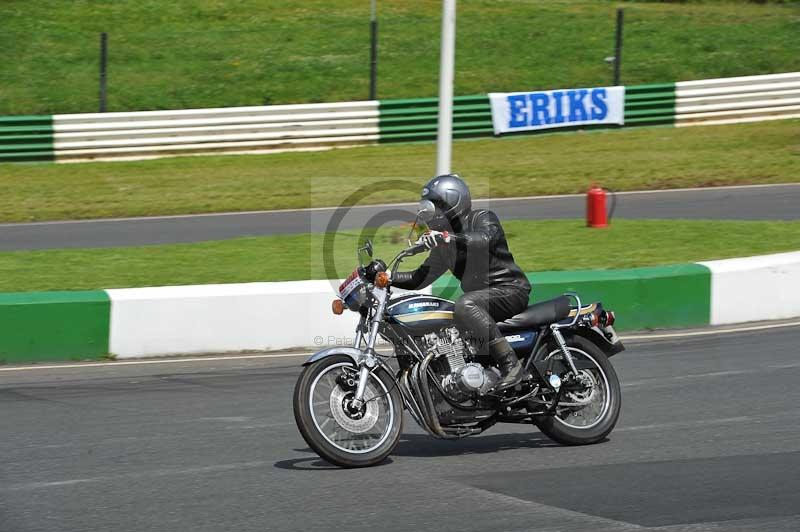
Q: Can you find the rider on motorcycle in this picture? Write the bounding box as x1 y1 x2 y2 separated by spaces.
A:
393 174 532 391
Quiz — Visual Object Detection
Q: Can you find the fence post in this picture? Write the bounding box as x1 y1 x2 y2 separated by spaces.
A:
99 32 108 112
613 8 624 86
369 0 378 100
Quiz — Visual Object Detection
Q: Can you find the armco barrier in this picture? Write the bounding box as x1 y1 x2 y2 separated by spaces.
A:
1 252 799 363
0 290 109 364
50 101 380 162
1 72 796 163
675 72 800 127
432 264 712 331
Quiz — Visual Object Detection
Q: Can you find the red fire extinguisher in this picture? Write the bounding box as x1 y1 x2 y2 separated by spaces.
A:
586 185 616 228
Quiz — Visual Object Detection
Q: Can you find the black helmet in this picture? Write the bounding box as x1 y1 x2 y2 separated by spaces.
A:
419 173 472 223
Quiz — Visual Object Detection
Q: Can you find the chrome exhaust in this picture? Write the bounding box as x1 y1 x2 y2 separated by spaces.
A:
399 369 438 437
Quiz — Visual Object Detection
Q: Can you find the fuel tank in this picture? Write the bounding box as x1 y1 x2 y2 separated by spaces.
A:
386 294 455 334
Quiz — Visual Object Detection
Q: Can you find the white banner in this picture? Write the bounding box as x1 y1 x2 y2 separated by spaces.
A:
489 86 625 135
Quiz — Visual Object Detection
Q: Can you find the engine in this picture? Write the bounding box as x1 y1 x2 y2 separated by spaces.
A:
423 327 500 400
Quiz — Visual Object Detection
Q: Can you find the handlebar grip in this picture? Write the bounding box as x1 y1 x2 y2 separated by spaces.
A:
407 243 429 256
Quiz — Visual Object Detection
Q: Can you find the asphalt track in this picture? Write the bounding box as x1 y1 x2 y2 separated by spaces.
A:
1 183 798 251
2 324 800 532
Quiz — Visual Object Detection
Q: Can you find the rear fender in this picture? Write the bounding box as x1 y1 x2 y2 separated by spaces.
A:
532 326 624 361
571 326 625 357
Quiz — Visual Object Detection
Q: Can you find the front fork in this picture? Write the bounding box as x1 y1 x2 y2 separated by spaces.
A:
349 287 388 408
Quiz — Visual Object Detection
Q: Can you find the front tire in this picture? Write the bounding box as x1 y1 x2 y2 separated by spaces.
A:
293 355 403 468
533 335 621 445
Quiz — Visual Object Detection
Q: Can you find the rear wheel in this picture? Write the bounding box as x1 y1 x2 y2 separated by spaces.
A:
293 355 403 467
533 335 621 445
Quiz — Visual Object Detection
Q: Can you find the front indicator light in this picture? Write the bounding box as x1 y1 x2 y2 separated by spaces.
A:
375 271 390 288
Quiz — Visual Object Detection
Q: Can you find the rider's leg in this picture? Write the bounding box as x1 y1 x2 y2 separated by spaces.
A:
454 286 529 391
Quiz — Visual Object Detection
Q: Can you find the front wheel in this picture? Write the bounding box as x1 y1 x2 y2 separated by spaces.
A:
293 355 403 468
533 335 621 445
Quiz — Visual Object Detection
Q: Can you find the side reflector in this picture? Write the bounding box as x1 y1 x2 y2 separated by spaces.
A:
332 299 345 315
375 271 390 288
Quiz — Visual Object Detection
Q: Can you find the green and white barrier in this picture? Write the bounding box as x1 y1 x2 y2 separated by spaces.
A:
433 263 711 332
1 72 797 163
0 290 110 364
1 251 799 364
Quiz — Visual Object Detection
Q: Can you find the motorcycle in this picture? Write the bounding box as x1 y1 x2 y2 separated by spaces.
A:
293 213 624 468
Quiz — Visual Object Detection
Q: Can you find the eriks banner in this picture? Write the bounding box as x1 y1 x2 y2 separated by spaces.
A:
489 86 625 135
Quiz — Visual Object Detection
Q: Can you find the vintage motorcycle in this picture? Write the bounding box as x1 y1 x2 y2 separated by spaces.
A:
293 220 624 468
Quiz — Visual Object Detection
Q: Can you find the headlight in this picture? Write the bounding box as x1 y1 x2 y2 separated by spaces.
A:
338 269 367 311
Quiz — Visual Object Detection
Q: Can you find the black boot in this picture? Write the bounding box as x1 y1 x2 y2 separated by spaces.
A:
488 337 524 392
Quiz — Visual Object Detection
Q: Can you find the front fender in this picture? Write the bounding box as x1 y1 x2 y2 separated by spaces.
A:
302 346 365 366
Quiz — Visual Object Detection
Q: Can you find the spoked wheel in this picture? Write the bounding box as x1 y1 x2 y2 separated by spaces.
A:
293 355 402 468
533 336 621 445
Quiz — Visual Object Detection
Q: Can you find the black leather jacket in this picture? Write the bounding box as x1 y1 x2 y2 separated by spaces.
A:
393 209 531 294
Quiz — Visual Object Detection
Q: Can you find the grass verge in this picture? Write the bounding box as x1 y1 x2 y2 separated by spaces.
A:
1 219 799 292
1 1 798 115
1 120 798 223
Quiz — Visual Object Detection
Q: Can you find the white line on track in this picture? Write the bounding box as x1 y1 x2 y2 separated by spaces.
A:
621 320 800 340
0 352 312 372
2 319 800 373
1 182 796 227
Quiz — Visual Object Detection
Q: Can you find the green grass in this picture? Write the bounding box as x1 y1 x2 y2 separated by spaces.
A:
2 219 799 292
1 120 798 223
1 1 798 115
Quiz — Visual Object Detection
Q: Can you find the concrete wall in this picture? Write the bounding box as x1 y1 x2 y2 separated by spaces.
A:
2 252 799 363
107 281 360 359
700 251 800 325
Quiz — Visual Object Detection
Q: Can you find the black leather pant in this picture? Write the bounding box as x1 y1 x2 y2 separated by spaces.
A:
454 285 530 351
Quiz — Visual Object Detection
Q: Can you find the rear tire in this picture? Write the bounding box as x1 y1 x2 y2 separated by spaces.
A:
293 355 403 468
533 335 621 445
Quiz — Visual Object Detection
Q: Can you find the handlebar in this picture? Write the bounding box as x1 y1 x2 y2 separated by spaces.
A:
405 242 429 256
387 242 431 279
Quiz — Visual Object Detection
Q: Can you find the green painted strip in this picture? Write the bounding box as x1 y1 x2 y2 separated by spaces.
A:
0 114 54 163
0 126 54 136
0 115 53 126
431 263 711 332
379 95 489 109
379 95 492 143
0 151 59 162
0 291 110 364
624 83 676 94
0 142 57 153
624 82 676 126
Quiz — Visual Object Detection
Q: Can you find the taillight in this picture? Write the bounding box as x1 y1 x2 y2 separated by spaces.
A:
590 310 600 327
601 310 616 327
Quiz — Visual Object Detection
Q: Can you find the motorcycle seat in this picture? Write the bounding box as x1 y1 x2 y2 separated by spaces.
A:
497 296 598 332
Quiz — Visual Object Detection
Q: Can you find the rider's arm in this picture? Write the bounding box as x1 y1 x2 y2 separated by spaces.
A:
451 210 502 251
392 251 448 290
